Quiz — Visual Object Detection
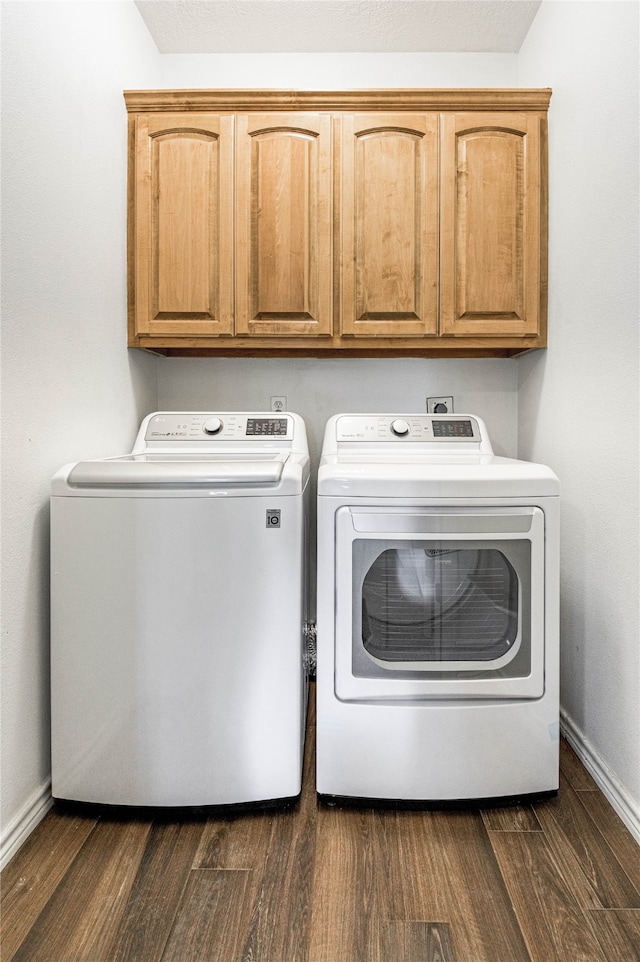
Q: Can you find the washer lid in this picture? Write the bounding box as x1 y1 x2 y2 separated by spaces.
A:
52 411 310 497
67 453 287 488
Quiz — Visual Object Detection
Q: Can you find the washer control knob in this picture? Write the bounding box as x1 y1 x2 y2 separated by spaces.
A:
203 417 223 435
390 418 410 437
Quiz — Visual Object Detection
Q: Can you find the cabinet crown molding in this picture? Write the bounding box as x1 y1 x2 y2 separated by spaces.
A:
124 88 552 113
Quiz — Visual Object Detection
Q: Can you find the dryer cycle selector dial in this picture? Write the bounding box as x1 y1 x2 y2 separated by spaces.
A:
202 417 223 435
390 419 410 437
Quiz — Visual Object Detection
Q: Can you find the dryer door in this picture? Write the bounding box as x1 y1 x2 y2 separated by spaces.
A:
334 505 545 701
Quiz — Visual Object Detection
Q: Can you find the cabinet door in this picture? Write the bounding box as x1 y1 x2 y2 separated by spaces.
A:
440 112 542 337
341 115 438 337
132 113 234 338
235 113 332 337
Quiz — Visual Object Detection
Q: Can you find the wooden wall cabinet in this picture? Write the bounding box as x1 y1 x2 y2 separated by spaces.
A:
125 89 551 357
440 112 542 338
340 114 439 338
131 113 234 338
235 113 333 337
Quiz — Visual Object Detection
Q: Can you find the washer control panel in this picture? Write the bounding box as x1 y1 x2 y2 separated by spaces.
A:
336 415 481 442
145 413 294 441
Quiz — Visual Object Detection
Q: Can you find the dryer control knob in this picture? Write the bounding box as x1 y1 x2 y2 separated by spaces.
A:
390 419 410 437
203 417 223 435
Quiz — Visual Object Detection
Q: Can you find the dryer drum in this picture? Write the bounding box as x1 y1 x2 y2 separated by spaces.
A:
361 547 518 662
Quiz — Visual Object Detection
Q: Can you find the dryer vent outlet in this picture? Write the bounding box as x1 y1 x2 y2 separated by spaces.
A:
427 396 454 414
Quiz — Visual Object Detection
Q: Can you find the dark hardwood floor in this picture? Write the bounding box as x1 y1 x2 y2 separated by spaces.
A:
2 688 639 962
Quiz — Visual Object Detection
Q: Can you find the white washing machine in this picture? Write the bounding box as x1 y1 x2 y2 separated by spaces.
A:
51 411 310 808
316 413 560 803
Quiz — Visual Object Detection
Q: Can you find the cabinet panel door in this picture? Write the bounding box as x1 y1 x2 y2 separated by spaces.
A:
235 113 332 336
440 112 542 336
133 113 234 337
341 115 438 337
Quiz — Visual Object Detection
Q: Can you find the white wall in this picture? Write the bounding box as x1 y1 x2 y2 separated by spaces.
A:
518 1 640 837
0 1 161 866
159 357 519 465
159 51 517 88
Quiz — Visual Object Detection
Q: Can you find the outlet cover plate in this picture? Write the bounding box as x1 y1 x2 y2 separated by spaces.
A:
427 396 454 414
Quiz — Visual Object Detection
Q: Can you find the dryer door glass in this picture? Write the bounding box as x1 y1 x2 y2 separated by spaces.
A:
349 529 533 677
361 546 518 664
335 506 545 698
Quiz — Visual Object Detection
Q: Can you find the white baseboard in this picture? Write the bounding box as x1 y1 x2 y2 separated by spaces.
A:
1 780 54 871
561 710 640 846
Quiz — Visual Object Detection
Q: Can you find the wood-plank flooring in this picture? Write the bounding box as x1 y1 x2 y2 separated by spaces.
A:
2 688 639 962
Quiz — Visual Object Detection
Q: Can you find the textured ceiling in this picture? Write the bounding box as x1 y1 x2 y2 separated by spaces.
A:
134 0 542 54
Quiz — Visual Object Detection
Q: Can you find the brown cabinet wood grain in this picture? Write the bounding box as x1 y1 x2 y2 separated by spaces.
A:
440 112 543 338
130 112 234 338
235 113 333 337
340 115 438 338
125 90 550 357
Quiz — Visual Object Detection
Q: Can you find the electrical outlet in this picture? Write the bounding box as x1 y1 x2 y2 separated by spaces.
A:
270 396 287 413
427 396 454 414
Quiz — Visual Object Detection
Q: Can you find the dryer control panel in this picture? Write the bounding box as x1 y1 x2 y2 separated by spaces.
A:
335 415 482 443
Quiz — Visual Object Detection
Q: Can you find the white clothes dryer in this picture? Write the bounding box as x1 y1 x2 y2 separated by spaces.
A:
316 413 560 803
51 412 310 809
